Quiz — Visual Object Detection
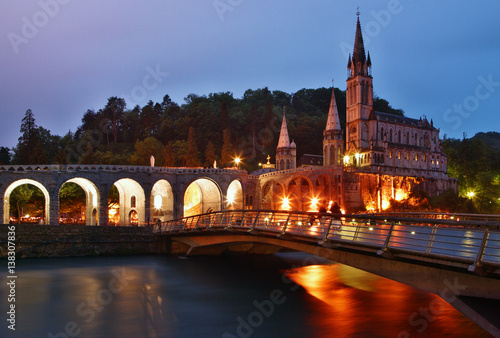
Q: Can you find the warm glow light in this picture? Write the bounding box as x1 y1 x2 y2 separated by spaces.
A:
154 195 162 209
467 191 475 199
355 153 360 160
381 199 391 210
309 197 319 212
394 189 408 202
343 155 350 164
282 197 290 211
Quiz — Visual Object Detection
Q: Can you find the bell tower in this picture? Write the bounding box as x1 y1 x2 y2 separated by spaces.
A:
323 82 344 166
276 108 296 170
345 11 373 155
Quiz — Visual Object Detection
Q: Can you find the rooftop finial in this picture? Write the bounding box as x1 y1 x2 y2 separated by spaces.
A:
356 6 360 17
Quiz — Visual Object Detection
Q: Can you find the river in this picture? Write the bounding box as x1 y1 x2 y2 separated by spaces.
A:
0 254 490 337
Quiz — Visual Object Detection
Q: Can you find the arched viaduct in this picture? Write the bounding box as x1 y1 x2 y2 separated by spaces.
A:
0 165 247 226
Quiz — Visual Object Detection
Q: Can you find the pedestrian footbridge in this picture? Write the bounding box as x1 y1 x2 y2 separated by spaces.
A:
155 210 500 335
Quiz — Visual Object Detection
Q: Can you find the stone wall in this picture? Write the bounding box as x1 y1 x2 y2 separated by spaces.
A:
0 224 160 258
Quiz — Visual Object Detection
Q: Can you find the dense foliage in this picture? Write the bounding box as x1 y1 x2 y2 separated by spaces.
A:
5 87 404 171
4 87 499 214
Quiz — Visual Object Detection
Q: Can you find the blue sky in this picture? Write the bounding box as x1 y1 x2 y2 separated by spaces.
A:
1 1 499 148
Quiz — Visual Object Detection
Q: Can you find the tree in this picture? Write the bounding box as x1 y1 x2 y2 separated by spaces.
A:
205 141 217 167
59 183 86 221
221 128 235 166
185 127 201 167
130 137 165 166
0 147 11 165
102 97 126 144
10 184 44 222
14 109 46 164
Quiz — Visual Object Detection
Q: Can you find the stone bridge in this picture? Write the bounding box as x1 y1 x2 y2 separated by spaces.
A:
0 164 248 226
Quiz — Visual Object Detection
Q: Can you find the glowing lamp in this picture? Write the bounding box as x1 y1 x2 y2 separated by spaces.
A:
154 195 162 209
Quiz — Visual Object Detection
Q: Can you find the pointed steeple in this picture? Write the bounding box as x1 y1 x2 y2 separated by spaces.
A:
277 108 290 148
352 15 366 66
325 83 341 132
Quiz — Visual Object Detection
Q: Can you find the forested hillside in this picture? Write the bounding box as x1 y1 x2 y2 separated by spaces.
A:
2 86 499 214
2 87 403 170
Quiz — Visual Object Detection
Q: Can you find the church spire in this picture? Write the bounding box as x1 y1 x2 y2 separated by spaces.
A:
325 81 341 132
277 107 290 148
352 15 366 66
349 11 370 77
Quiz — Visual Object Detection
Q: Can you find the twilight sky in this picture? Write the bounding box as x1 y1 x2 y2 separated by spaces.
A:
1 1 499 148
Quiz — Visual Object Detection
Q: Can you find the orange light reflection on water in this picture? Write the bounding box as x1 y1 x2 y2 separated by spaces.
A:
285 263 489 337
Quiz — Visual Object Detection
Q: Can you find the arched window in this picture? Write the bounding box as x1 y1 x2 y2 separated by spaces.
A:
130 195 136 208
380 127 385 141
406 131 410 144
389 129 393 142
415 132 418 146
398 130 402 144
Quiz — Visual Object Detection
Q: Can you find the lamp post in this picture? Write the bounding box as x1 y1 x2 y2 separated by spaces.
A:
234 157 241 169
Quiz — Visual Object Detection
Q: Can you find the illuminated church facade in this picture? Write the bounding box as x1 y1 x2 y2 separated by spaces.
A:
250 15 456 212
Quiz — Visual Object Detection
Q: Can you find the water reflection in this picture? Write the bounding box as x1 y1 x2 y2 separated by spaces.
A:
1 255 491 337
285 262 490 337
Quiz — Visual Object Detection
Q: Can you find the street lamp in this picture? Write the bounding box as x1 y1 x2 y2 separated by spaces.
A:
234 157 241 169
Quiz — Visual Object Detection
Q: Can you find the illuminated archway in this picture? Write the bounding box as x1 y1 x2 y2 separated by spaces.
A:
3 179 49 224
226 180 243 210
151 179 174 222
59 178 100 225
184 178 221 217
112 178 145 226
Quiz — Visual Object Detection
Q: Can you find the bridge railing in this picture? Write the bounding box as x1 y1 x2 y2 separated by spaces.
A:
155 210 500 273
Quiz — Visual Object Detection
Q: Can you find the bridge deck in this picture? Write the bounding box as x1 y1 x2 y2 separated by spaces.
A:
155 210 500 277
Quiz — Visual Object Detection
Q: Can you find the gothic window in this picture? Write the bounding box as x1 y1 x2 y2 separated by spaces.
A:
406 152 410 160
389 129 393 142
380 127 385 141
406 131 410 144
415 132 418 146
337 146 342 165
362 123 368 141
398 130 402 144
389 150 392 159
398 151 401 159
131 195 136 208
415 153 418 161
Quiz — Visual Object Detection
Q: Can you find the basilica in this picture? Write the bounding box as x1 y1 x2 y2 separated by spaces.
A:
249 15 457 212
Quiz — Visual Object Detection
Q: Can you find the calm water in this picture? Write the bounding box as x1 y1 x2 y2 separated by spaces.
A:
0 254 490 338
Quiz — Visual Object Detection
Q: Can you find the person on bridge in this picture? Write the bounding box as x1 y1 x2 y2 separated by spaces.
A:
330 201 341 219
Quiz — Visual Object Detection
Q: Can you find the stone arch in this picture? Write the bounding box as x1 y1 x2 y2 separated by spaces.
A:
3 179 50 224
226 179 243 210
113 178 145 226
60 178 100 225
287 177 312 211
184 178 222 217
315 175 330 201
151 179 174 222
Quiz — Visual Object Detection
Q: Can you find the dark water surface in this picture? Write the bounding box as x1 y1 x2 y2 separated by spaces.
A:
0 254 490 337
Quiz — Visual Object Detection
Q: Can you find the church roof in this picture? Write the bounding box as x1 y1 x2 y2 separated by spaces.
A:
277 110 291 148
325 86 341 131
375 111 436 129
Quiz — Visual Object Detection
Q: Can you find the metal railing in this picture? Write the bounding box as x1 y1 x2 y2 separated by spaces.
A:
154 210 500 273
